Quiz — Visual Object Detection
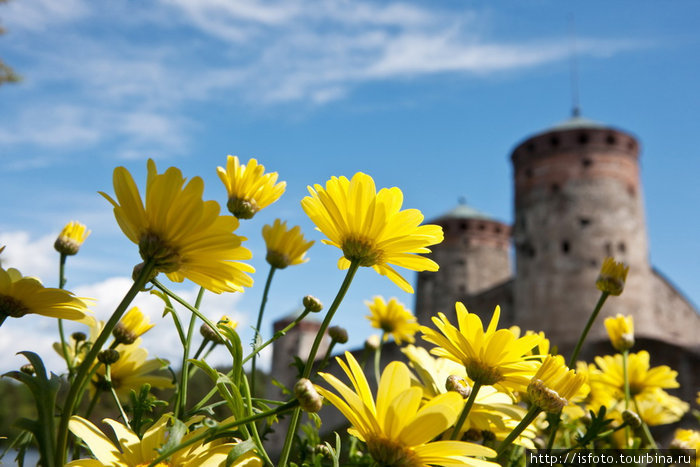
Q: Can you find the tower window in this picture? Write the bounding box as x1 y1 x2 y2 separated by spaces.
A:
627 185 636 197
618 242 626 253
606 134 617 145
550 136 560 147
460 222 467 231
627 140 636 151
579 217 591 227
494 226 502 234
526 142 535 153
605 242 612 256
550 183 560 193
561 240 570 254
582 158 593 168
578 133 589 144
478 223 486 231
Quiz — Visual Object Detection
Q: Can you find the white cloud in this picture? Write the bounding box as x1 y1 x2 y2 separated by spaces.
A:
2 0 90 32
0 231 55 281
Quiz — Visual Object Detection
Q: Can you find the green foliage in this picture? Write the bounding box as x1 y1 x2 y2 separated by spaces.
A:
126 384 168 438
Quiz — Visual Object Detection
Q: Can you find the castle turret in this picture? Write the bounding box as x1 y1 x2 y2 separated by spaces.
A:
510 115 657 350
415 202 512 325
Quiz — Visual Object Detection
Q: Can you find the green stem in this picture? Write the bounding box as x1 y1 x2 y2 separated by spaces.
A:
374 332 385 387
316 340 337 373
176 287 205 420
54 261 155 466
105 364 131 430
148 400 299 467
496 406 542 459
57 253 75 377
278 261 360 467
633 397 658 450
84 389 102 420
252 266 276 397
546 291 609 451
240 364 273 466
450 380 483 440
189 309 312 417
568 291 609 368
192 339 209 361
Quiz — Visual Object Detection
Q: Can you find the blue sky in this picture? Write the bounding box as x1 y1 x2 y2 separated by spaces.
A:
1 0 699 373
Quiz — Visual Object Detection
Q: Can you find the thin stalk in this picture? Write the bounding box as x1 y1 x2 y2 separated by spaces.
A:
496 406 542 459
83 390 102 420
240 365 273 466
105 364 130 430
148 400 299 467
176 287 205 420
192 339 209 361
55 261 155 466
634 397 658 450
189 309 312 418
623 350 631 447
546 291 609 451
373 332 385 387
252 266 276 397
450 380 483 440
57 253 74 377
568 291 609 367
278 262 360 467
316 340 337 373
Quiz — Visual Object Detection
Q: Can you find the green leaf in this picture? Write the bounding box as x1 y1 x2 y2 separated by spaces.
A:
225 438 256 467
156 417 188 455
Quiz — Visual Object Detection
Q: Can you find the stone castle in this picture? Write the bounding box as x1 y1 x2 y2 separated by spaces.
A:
267 114 700 452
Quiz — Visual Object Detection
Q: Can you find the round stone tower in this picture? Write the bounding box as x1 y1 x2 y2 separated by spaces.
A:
414 202 511 325
510 115 657 351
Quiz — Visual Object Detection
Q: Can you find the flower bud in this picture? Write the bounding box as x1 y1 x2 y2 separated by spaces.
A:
596 257 629 296
622 409 642 429
445 375 472 398
20 364 35 376
54 221 90 256
303 295 323 313
528 378 567 414
97 349 120 365
295 378 323 413
200 323 225 344
71 332 87 342
365 334 381 351
313 444 332 457
328 325 348 344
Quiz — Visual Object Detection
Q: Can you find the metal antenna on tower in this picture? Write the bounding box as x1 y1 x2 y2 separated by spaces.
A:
568 14 581 117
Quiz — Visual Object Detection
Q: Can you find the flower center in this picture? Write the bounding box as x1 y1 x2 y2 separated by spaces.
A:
0 294 31 318
227 197 258 219
139 232 182 273
366 438 421 467
342 237 383 267
465 359 504 386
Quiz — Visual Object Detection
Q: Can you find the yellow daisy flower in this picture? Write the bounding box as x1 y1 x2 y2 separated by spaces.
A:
596 257 629 296
630 388 688 426
217 155 286 219
527 355 586 414
301 172 443 293
54 221 91 256
0 266 91 326
92 338 173 401
100 159 254 294
604 314 635 351
421 303 542 395
316 352 498 467
402 345 537 449
591 350 679 398
672 428 700 459
67 414 262 466
366 296 420 345
262 219 314 269
112 306 154 345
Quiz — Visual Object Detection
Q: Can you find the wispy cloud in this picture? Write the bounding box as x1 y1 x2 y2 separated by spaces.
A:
0 0 644 160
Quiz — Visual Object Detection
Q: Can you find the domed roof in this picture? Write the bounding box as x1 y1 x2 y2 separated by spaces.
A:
549 115 607 131
434 200 494 221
